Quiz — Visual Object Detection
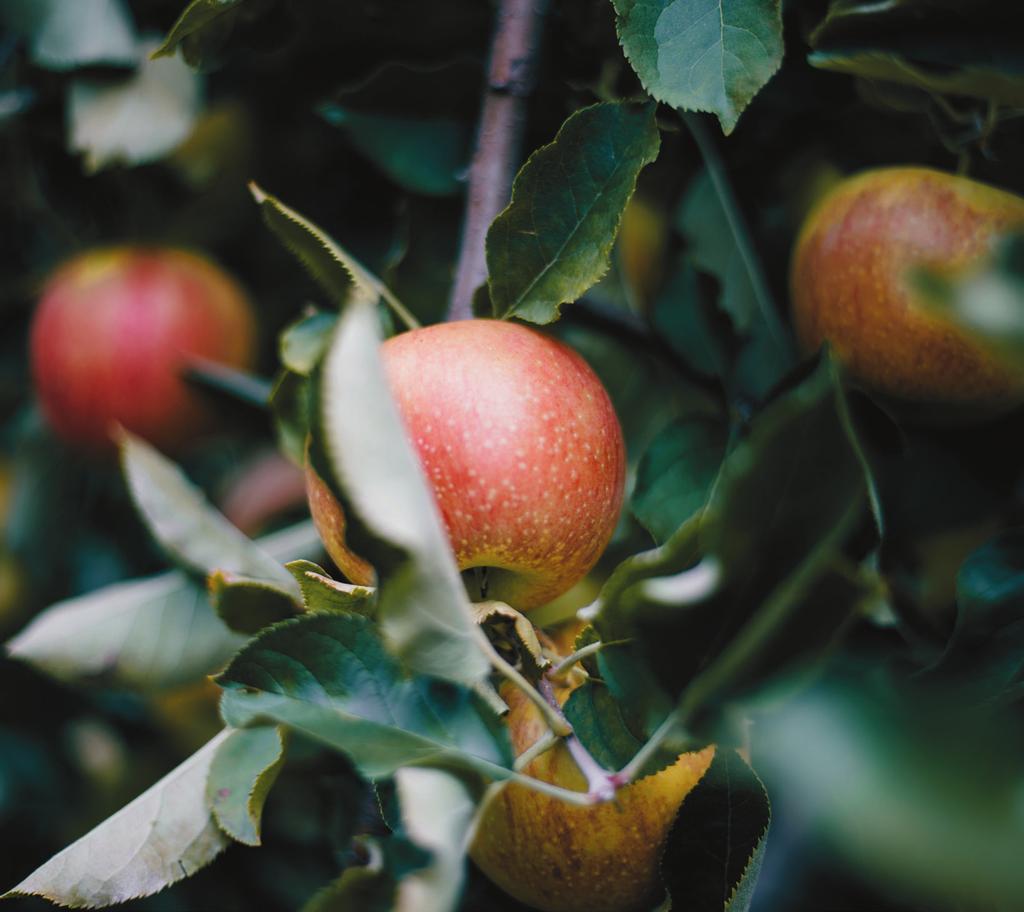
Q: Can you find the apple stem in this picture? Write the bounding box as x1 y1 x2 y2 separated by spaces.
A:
447 0 548 321
538 677 617 801
476 629 572 737
514 730 559 770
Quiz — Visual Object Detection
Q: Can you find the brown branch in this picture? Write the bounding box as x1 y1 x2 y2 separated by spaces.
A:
446 0 548 321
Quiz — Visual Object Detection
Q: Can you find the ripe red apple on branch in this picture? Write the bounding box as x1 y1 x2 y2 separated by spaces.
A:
307 318 626 610
791 166 1024 419
30 247 257 452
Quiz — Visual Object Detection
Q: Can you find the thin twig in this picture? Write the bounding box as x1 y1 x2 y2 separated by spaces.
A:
612 707 684 787
447 0 548 321
551 640 604 677
539 678 616 800
514 730 559 770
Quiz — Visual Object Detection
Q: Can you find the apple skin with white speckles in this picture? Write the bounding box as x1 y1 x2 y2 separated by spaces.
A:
469 680 715 912
306 319 626 611
791 167 1024 420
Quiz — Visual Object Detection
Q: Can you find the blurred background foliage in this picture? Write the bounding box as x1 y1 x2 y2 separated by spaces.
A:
2 0 1024 910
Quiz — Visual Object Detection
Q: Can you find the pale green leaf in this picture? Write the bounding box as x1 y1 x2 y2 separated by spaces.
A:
394 768 477 912
68 40 202 173
206 726 286 846
285 560 376 616
3 730 231 908
613 0 783 133
1 0 137 71
120 432 298 594
319 298 490 686
486 102 660 323
5 521 321 692
152 0 245 61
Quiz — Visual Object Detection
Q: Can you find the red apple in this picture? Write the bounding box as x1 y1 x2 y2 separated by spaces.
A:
30 247 257 452
308 319 626 610
791 166 1024 418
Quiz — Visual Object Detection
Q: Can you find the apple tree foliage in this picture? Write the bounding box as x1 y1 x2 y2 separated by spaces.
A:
2 1 1024 911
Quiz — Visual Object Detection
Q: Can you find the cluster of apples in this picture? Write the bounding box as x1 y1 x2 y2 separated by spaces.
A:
27 164 1024 912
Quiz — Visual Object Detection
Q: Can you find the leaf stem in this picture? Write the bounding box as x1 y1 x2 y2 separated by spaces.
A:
181 356 273 408
475 629 571 737
538 677 616 800
514 730 558 770
682 113 788 350
612 707 684 787
551 640 603 677
447 0 548 320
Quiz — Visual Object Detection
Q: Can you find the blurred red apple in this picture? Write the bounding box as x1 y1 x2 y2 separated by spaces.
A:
791 166 1024 419
307 319 626 610
30 247 256 452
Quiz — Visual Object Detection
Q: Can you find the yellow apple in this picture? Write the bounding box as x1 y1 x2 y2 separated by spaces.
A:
470 681 715 912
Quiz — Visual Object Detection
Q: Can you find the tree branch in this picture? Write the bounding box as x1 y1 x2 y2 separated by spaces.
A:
447 0 548 321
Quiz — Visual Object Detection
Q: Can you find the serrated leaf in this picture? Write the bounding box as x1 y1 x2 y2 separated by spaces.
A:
151 0 246 62
613 0 783 134
5 521 321 692
4 730 231 908
209 571 297 634
68 40 202 173
394 768 477 912
319 297 490 686
280 310 338 376
217 613 511 780
250 184 415 327
486 102 660 323
206 726 286 846
1 0 137 71
660 748 769 912
286 559 376 616
120 432 298 595
632 415 728 544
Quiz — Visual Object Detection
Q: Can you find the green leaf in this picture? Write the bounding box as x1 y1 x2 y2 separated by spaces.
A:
677 170 759 332
151 0 247 66
3 730 231 907
613 0 784 134
486 102 661 323
209 571 297 634
120 432 298 595
270 369 313 466
250 184 417 329
631 415 728 544
593 358 870 711
286 560 376 616
217 613 511 780
924 529 1024 705
5 521 321 692
392 768 478 912
206 726 286 846
280 310 338 376
808 0 1024 105
301 865 395 912
562 681 643 771
660 748 770 912
68 40 202 173
1 0 137 71
318 297 490 686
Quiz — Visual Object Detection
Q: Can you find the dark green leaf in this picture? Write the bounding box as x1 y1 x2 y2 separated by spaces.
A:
631 415 728 544
206 726 286 845
487 102 660 323
660 748 770 912
613 0 783 134
301 865 395 912
270 369 313 467
563 681 642 771
217 612 511 780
